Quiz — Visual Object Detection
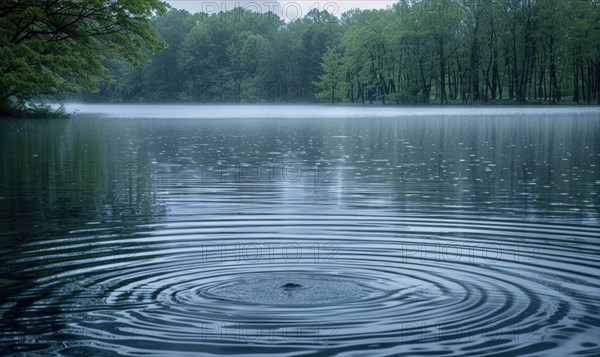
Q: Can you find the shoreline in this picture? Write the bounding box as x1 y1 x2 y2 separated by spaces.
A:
3 102 598 120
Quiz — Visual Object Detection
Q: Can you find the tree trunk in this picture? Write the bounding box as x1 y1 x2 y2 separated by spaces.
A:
439 41 446 105
418 58 429 104
471 37 480 103
580 63 586 103
491 56 498 100
587 60 592 104
574 54 580 103
596 60 600 104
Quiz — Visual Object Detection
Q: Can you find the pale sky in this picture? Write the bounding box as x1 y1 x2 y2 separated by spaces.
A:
166 1 397 21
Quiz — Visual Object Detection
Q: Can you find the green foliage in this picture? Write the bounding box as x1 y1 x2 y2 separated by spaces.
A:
313 46 348 103
0 102 68 118
0 0 168 114
334 0 600 104
22 103 69 118
6 1 598 108
92 7 341 103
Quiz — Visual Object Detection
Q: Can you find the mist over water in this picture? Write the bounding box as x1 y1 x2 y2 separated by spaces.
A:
1 105 599 356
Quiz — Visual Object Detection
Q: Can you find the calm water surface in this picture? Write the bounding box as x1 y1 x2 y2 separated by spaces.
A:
1 105 599 356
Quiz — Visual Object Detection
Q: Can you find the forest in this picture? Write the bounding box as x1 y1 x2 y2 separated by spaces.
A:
76 0 600 105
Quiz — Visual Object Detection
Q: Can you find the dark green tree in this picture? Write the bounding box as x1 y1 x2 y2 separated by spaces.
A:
0 0 168 115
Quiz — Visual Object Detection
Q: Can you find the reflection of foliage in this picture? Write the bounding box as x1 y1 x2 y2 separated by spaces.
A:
0 117 164 353
0 119 167 273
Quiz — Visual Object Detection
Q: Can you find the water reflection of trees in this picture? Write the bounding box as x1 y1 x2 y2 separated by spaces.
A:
312 116 600 218
0 118 166 354
0 119 166 224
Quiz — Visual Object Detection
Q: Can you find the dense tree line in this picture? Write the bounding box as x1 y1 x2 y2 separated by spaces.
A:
75 1 600 105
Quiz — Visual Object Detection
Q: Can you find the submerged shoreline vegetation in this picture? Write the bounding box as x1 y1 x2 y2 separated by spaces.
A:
1 1 599 117
0 102 69 119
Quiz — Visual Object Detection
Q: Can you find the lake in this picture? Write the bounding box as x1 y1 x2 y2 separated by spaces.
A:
1 105 599 356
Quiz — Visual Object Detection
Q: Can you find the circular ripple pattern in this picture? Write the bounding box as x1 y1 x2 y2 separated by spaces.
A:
2 210 598 357
197 272 394 305
1 112 599 357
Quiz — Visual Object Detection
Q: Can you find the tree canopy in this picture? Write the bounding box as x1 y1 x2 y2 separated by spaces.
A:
94 1 600 105
3 0 600 112
314 46 348 103
0 0 168 115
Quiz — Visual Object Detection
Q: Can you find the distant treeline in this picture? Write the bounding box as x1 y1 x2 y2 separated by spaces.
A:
79 0 600 105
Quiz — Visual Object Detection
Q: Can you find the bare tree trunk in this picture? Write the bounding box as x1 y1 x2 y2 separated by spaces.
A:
596 60 600 104
574 54 580 103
